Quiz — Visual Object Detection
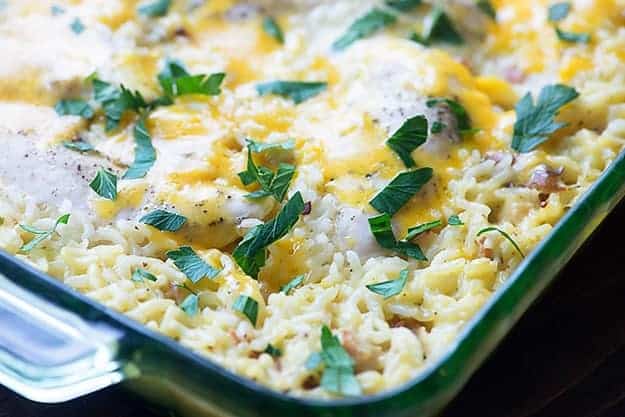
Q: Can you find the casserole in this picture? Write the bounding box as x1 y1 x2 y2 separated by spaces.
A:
2 0 625 415
2 149 624 417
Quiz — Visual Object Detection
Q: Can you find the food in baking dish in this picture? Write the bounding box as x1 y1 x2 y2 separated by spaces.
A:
1 0 624 398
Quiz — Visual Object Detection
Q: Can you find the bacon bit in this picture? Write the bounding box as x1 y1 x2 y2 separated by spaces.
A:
528 165 565 194
302 201 312 215
539 193 550 207
248 350 261 359
341 330 379 371
476 237 495 259
229 329 241 344
388 316 423 333
302 375 319 390
485 151 515 166
504 65 526 84
163 283 186 304
341 330 359 359
173 27 190 38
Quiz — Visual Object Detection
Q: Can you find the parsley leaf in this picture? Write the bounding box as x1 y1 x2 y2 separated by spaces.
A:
264 344 282 357
477 226 525 257
386 115 428 167
368 213 427 260
262 16 284 43
548 2 570 22
555 27 590 43
280 274 305 295
448 214 464 226
92 79 148 131
419 6 463 45
19 214 70 252
233 192 305 278
404 219 442 240
139 209 187 232
239 140 296 202
51 5 65 15
317 326 361 396
511 84 579 153
55 99 94 119
89 168 117 200
385 0 421 12
426 98 472 134
369 168 433 216
158 69 225 98
63 139 94 152
247 138 295 153
131 268 157 282
137 0 171 17
180 293 199 317
70 18 85 34
256 81 327 104
477 0 496 19
366 268 409 299
332 8 396 51
124 119 156 179
233 295 259 326
166 246 221 283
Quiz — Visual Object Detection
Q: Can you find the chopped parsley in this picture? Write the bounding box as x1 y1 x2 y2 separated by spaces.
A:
131 268 157 282
332 8 396 51
63 139 94 153
19 214 70 252
426 98 473 135
386 115 428 168
256 81 327 104
431 121 446 134
51 5 65 15
70 18 85 34
448 214 464 226
511 84 579 153
233 295 259 326
368 213 427 261
89 168 117 200
54 99 94 119
315 326 361 396
414 6 463 45
369 168 433 216
385 0 421 12
238 140 295 202
246 138 295 153
139 209 187 232
264 344 282 357
233 192 305 279
404 219 442 241
366 268 409 299
180 293 199 317
262 16 284 44
166 246 221 283
548 2 571 22
124 119 156 179
92 79 148 131
137 0 171 17
555 27 590 43
477 226 525 257
157 61 225 98
280 274 305 295
477 0 496 19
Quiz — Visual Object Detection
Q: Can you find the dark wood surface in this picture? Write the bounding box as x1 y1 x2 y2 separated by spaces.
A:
2 204 625 417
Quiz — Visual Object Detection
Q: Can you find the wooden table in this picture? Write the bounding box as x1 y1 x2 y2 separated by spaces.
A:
2 204 625 417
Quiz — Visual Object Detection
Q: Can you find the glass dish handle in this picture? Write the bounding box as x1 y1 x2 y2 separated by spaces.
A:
0 268 127 403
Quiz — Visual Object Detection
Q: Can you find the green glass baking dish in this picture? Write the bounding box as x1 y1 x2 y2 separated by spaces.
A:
1 148 625 417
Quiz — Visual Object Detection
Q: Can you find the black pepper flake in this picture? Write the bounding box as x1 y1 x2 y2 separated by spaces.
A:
302 201 312 215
